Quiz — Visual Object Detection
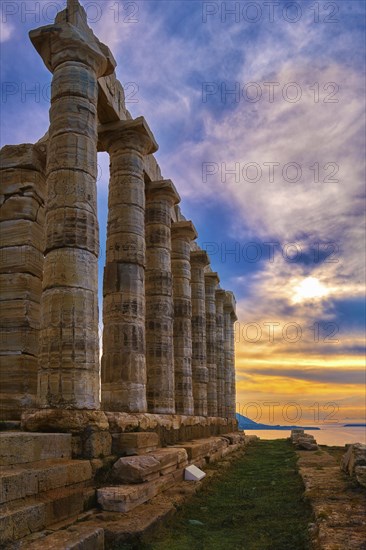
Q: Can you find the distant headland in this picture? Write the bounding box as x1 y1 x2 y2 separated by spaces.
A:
236 413 320 431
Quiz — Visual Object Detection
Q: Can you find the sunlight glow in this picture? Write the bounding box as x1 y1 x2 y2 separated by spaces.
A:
292 277 329 303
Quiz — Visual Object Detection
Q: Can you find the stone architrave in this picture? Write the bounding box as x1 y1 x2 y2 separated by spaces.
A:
0 144 46 419
29 5 116 409
224 291 237 419
171 221 197 415
190 250 210 416
99 118 158 412
205 272 220 417
215 289 226 418
145 180 180 413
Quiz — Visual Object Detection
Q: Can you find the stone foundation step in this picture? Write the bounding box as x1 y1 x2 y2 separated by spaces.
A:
0 458 93 504
0 484 93 545
0 432 72 466
98 468 184 513
14 524 105 550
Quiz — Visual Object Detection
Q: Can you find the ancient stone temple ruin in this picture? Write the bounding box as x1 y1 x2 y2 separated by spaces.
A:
0 2 244 547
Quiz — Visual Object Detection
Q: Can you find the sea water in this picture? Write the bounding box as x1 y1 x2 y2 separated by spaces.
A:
244 425 366 446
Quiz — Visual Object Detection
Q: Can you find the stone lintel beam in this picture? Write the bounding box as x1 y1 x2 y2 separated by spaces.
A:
98 117 158 155
146 179 181 205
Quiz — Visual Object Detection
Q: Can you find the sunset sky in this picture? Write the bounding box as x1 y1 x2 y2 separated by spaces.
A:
1 0 365 425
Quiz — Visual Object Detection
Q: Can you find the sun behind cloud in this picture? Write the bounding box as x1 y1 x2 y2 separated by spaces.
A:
292 277 330 304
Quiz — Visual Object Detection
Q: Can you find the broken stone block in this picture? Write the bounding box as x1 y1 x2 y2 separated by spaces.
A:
355 465 366 488
112 455 161 483
295 435 318 451
341 443 366 478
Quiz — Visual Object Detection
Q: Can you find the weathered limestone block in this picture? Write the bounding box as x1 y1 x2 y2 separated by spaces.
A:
111 432 159 455
83 430 112 459
0 144 46 420
112 455 161 483
293 433 319 451
22 525 105 550
224 291 237 419
0 433 71 466
149 447 188 473
190 250 210 416
171 221 197 415
205 273 219 417
215 289 226 417
341 443 366 479
98 478 169 513
355 466 366 488
21 409 109 433
99 117 158 413
30 5 115 410
145 180 180 414
0 459 92 504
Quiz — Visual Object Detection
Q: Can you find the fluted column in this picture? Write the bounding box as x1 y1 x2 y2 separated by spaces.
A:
215 289 226 418
29 12 115 409
171 221 197 415
99 118 158 412
224 291 237 419
0 144 46 419
190 250 210 416
145 180 180 413
205 272 219 417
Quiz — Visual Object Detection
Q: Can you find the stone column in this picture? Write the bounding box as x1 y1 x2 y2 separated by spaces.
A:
0 144 46 419
205 272 220 417
215 289 226 418
99 118 158 412
29 13 115 409
145 180 180 413
190 250 210 416
224 291 237 419
171 221 197 415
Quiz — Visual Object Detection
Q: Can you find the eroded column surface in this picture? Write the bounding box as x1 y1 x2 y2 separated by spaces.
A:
215 289 226 418
171 221 197 415
100 118 158 412
205 272 219 417
0 144 46 419
224 291 237 419
190 250 210 416
30 12 115 409
145 180 180 413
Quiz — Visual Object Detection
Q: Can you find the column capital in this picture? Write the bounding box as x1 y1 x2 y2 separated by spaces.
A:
190 249 210 268
29 21 115 76
205 272 220 286
98 117 158 155
171 220 198 242
215 288 226 302
224 290 238 321
146 179 181 205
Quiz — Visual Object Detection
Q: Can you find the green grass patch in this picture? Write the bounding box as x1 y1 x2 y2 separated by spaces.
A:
130 439 312 550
